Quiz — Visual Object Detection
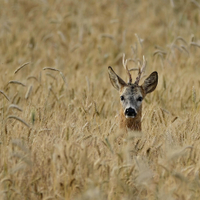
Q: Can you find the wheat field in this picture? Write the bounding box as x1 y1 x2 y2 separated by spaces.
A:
0 0 200 199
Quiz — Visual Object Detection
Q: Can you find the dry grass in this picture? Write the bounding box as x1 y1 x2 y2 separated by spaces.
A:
0 0 200 199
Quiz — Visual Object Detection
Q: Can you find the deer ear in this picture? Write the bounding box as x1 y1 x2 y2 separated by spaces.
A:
108 66 127 91
141 71 158 94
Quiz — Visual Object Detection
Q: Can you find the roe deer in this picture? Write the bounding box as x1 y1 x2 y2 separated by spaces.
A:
108 55 158 131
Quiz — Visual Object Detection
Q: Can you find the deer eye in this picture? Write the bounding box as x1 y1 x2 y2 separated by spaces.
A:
120 96 124 101
137 96 143 101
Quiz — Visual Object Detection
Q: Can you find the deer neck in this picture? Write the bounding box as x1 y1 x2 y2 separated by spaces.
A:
120 107 142 131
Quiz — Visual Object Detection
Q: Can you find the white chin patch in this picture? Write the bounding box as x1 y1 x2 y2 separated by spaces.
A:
125 115 135 119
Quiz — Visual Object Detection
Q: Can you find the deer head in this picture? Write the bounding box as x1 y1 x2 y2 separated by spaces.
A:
108 55 158 127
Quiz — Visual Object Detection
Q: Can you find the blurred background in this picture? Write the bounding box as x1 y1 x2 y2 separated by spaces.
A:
1 0 200 112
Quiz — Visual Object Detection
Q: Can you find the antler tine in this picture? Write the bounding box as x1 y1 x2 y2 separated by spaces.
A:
122 53 132 84
135 55 146 85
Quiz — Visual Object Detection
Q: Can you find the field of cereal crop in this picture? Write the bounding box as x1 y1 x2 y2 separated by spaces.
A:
0 1 200 199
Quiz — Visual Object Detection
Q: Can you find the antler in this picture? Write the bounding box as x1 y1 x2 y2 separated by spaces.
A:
135 56 146 85
122 54 132 84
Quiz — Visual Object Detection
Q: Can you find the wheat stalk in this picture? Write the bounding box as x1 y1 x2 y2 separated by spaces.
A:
43 68 67 87
8 104 23 112
14 62 30 74
25 85 33 99
8 80 26 87
190 42 200 48
7 115 30 128
0 90 10 101
43 67 60 72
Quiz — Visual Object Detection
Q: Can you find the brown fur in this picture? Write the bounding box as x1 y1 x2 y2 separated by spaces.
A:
119 85 144 131
119 101 142 131
108 66 158 132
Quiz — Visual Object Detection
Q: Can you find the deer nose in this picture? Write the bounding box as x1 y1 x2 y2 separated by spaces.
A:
125 107 137 117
